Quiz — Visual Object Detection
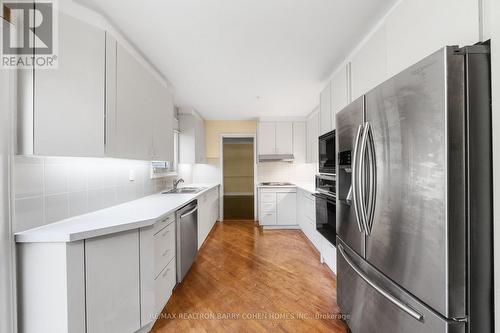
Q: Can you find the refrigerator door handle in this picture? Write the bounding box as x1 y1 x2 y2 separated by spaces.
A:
358 122 371 233
366 123 377 235
352 124 365 233
338 245 424 322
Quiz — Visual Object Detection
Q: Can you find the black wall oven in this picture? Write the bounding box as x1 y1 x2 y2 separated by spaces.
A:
318 130 336 175
315 175 336 245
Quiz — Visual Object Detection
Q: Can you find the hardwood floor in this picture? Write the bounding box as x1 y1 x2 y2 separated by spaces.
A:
151 221 348 333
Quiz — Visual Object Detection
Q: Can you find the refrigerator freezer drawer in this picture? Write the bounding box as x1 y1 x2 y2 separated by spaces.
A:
337 242 465 333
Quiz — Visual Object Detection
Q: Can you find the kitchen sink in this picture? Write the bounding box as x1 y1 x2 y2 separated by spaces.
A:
162 187 205 194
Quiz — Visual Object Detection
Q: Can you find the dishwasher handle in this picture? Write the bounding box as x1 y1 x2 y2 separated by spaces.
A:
180 206 198 219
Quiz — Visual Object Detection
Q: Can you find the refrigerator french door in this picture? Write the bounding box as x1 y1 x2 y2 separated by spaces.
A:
336 45 493 333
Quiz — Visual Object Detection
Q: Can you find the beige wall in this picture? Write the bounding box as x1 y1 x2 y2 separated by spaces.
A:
205 120 257 159
223 143 254 194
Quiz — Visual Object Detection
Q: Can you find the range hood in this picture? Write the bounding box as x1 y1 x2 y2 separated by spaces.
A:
258 154 294 162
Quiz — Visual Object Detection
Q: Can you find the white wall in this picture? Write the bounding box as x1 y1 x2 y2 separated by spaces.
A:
13 156 172 232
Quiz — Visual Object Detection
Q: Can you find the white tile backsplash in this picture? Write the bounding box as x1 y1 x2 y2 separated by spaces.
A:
68 191 88 217
13 156 174 232
44 194 69 224
44 163 68 195
257 162 316 183
14 196 44 232
14 157 43 199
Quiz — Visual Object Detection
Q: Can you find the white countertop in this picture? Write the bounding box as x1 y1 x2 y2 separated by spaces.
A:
15 183 220 243
257 182 316 193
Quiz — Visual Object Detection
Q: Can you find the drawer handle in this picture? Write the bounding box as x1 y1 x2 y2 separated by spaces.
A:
162 249 170 257
162 268 170 278
161 230 170 237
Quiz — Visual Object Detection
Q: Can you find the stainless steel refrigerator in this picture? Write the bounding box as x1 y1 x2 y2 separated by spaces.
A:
336 44 493 333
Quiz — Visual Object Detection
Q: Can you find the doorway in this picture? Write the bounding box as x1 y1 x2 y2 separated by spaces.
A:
220 136 256 220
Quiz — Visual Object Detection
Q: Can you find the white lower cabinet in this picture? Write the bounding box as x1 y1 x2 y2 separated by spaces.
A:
258 187 297 226
197 186 220 249
297 188 320 250
153 213 177 316
297 188 337 274
320 235 337 274
154 221 176 278
155 257 176 314
16 187 222 333
85 230 141 333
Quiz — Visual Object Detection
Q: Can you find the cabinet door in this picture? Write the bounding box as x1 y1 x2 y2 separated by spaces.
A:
385 0 478 78
319 82 332 135
306 111 319 163
198 194 209 249
106 42 153 160
195 117 206 163
258 122 276 155
331 65 350 125
293 122 306 163
275 122 293 154
351 25 387 101
152 83 174 162
34 12 105 157
85 230 141 333
276 192 297 225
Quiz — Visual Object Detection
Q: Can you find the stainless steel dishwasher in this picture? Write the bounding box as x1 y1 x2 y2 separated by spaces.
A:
176 201 198 282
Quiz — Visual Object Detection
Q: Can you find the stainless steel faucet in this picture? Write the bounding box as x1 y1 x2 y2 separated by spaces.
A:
173 178 184 189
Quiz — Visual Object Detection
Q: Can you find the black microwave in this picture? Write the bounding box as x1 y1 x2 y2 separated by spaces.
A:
318 130 336 174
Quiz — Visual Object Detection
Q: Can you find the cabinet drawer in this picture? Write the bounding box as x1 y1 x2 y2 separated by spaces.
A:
153 213 175 235
259 211 276 225
260 202 276 213
154 222 176 278
155 257 176 314
259 192 276 203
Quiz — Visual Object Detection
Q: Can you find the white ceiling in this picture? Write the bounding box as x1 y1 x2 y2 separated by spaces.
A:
79 0 396 120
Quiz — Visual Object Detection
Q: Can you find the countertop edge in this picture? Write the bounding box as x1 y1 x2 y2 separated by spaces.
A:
15 183 220 244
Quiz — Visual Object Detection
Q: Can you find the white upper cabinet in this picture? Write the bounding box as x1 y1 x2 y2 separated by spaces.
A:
275 122 293 155
292 122 306 163
331 64 350 117
152 84 174 162
106 41 154 160
258 122 293 156
106 35 174 161
258 122 276 155
351 24 387 101
179 109 206 164
385 0 479 77
31 12 105 157
19 13 174 161
319 82 333 135
306 109 319 163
